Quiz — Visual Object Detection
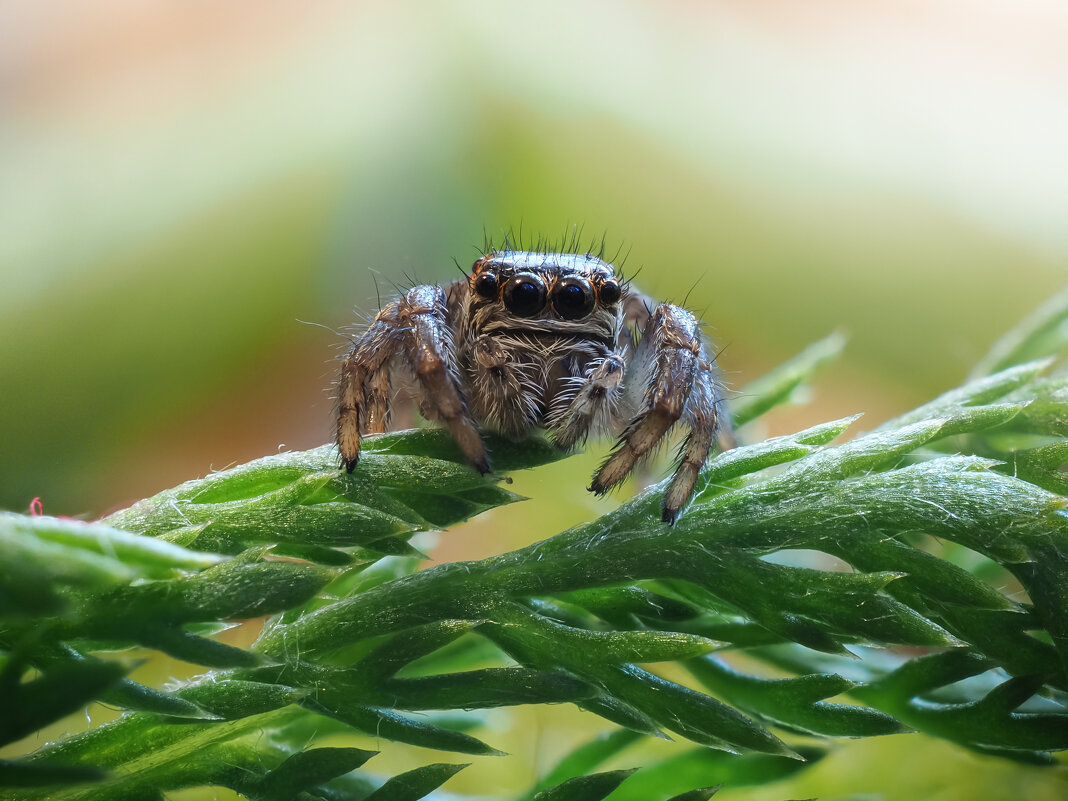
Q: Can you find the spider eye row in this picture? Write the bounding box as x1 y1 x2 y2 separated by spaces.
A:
473 271 621 319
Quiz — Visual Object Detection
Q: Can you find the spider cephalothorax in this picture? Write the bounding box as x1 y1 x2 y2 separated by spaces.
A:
337 249 730 523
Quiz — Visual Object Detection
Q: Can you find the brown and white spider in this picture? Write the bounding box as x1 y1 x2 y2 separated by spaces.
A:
336 249 731 523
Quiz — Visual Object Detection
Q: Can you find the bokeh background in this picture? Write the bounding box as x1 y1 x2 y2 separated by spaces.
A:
2 1 1067 799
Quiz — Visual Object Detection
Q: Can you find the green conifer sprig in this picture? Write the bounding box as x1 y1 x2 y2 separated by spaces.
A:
2 292 1067 799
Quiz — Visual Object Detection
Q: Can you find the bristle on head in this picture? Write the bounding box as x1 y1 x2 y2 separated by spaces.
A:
479 227 627 269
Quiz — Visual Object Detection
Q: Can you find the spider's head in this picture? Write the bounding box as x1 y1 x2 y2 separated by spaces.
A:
468 252 624 335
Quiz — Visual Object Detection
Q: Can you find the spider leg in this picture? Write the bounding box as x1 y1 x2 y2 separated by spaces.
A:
661 363 725 524
399 285 491 474
590 303 724 523
337 301 404 471
548 351 627 451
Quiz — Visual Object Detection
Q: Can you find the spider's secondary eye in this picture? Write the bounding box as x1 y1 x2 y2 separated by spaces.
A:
503 273 547 317
598 280 621 306
474 272 499 300
551 276 595 320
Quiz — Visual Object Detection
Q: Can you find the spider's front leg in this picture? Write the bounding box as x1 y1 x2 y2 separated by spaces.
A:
336 285 489 475
400 285 490 474
589 303 727 524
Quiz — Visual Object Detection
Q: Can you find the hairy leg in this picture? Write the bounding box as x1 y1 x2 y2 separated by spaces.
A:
590 303 725 522
400 285 490 474
661 364 726 523
337 301 404 471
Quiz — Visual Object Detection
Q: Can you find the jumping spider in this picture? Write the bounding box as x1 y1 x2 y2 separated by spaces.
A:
336 250 731 523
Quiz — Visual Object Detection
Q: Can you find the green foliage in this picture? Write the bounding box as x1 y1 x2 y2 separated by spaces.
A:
3 295 1068 799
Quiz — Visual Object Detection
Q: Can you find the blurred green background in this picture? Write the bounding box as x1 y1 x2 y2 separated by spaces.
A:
2 1 1067 798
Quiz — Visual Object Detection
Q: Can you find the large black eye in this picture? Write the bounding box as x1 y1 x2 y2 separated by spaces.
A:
551 276 595 320
474 272 499 300
598 279 621 306
503 273 547 317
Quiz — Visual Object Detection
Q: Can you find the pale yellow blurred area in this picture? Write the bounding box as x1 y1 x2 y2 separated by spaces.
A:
2 1 1067 798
